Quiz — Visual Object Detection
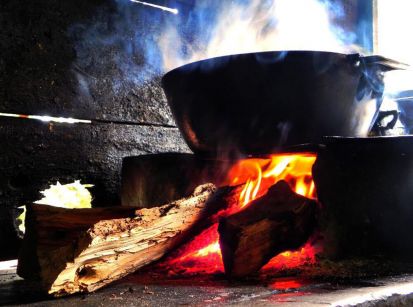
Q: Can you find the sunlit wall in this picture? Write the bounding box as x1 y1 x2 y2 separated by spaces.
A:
376 0 413 65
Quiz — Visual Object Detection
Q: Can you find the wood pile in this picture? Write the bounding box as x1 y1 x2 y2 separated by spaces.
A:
18 181 319 296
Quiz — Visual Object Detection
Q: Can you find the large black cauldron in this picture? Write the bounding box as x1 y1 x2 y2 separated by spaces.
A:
162 51 405 156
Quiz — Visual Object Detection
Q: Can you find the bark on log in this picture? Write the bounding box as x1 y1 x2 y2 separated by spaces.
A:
218 180 319 278
17 183 217 296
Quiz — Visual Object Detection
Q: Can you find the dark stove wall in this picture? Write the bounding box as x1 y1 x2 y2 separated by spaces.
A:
0 0 185 120
0 0 191 260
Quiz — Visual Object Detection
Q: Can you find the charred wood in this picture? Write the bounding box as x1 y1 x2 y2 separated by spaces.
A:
218 181 319 278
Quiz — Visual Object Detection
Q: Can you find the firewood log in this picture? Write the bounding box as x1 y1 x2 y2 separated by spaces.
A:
18 183 218 296
218 180 319 278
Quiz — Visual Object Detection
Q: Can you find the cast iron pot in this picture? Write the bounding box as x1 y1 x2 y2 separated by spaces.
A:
162 51 405 156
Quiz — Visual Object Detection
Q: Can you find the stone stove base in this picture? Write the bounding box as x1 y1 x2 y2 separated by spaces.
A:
2 260 413 306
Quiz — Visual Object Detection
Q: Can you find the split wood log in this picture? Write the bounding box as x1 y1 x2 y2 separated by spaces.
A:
17 183 218 296
218 180 319 278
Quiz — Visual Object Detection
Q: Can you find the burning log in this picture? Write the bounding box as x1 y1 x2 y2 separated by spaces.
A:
218 180 319 278
18 183 218 296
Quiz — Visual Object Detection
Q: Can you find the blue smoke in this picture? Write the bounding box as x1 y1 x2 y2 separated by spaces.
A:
68 0 358 92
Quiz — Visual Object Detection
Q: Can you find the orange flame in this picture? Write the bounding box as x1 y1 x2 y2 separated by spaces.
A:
230 153 317 205
160 153 318 275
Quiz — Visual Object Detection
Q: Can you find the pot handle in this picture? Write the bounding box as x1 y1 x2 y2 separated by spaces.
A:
360 55 410 71
370 110 399 136
348 54 409 98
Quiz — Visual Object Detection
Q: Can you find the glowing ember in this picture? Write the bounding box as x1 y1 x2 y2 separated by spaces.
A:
263 242 320 271
269 277 307 290
161 153 318 275
195 241 220 257
159 225 224 275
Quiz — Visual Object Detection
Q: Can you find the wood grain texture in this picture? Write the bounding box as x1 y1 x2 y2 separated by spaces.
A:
17 184 216 296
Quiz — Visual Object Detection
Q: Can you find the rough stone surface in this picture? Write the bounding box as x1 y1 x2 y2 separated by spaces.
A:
0 0 175 123
1 263 413 306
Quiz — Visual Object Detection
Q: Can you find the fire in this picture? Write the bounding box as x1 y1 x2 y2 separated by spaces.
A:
229 153 316 206
263 242 319 271
160 153 318 275
195 241 221 257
